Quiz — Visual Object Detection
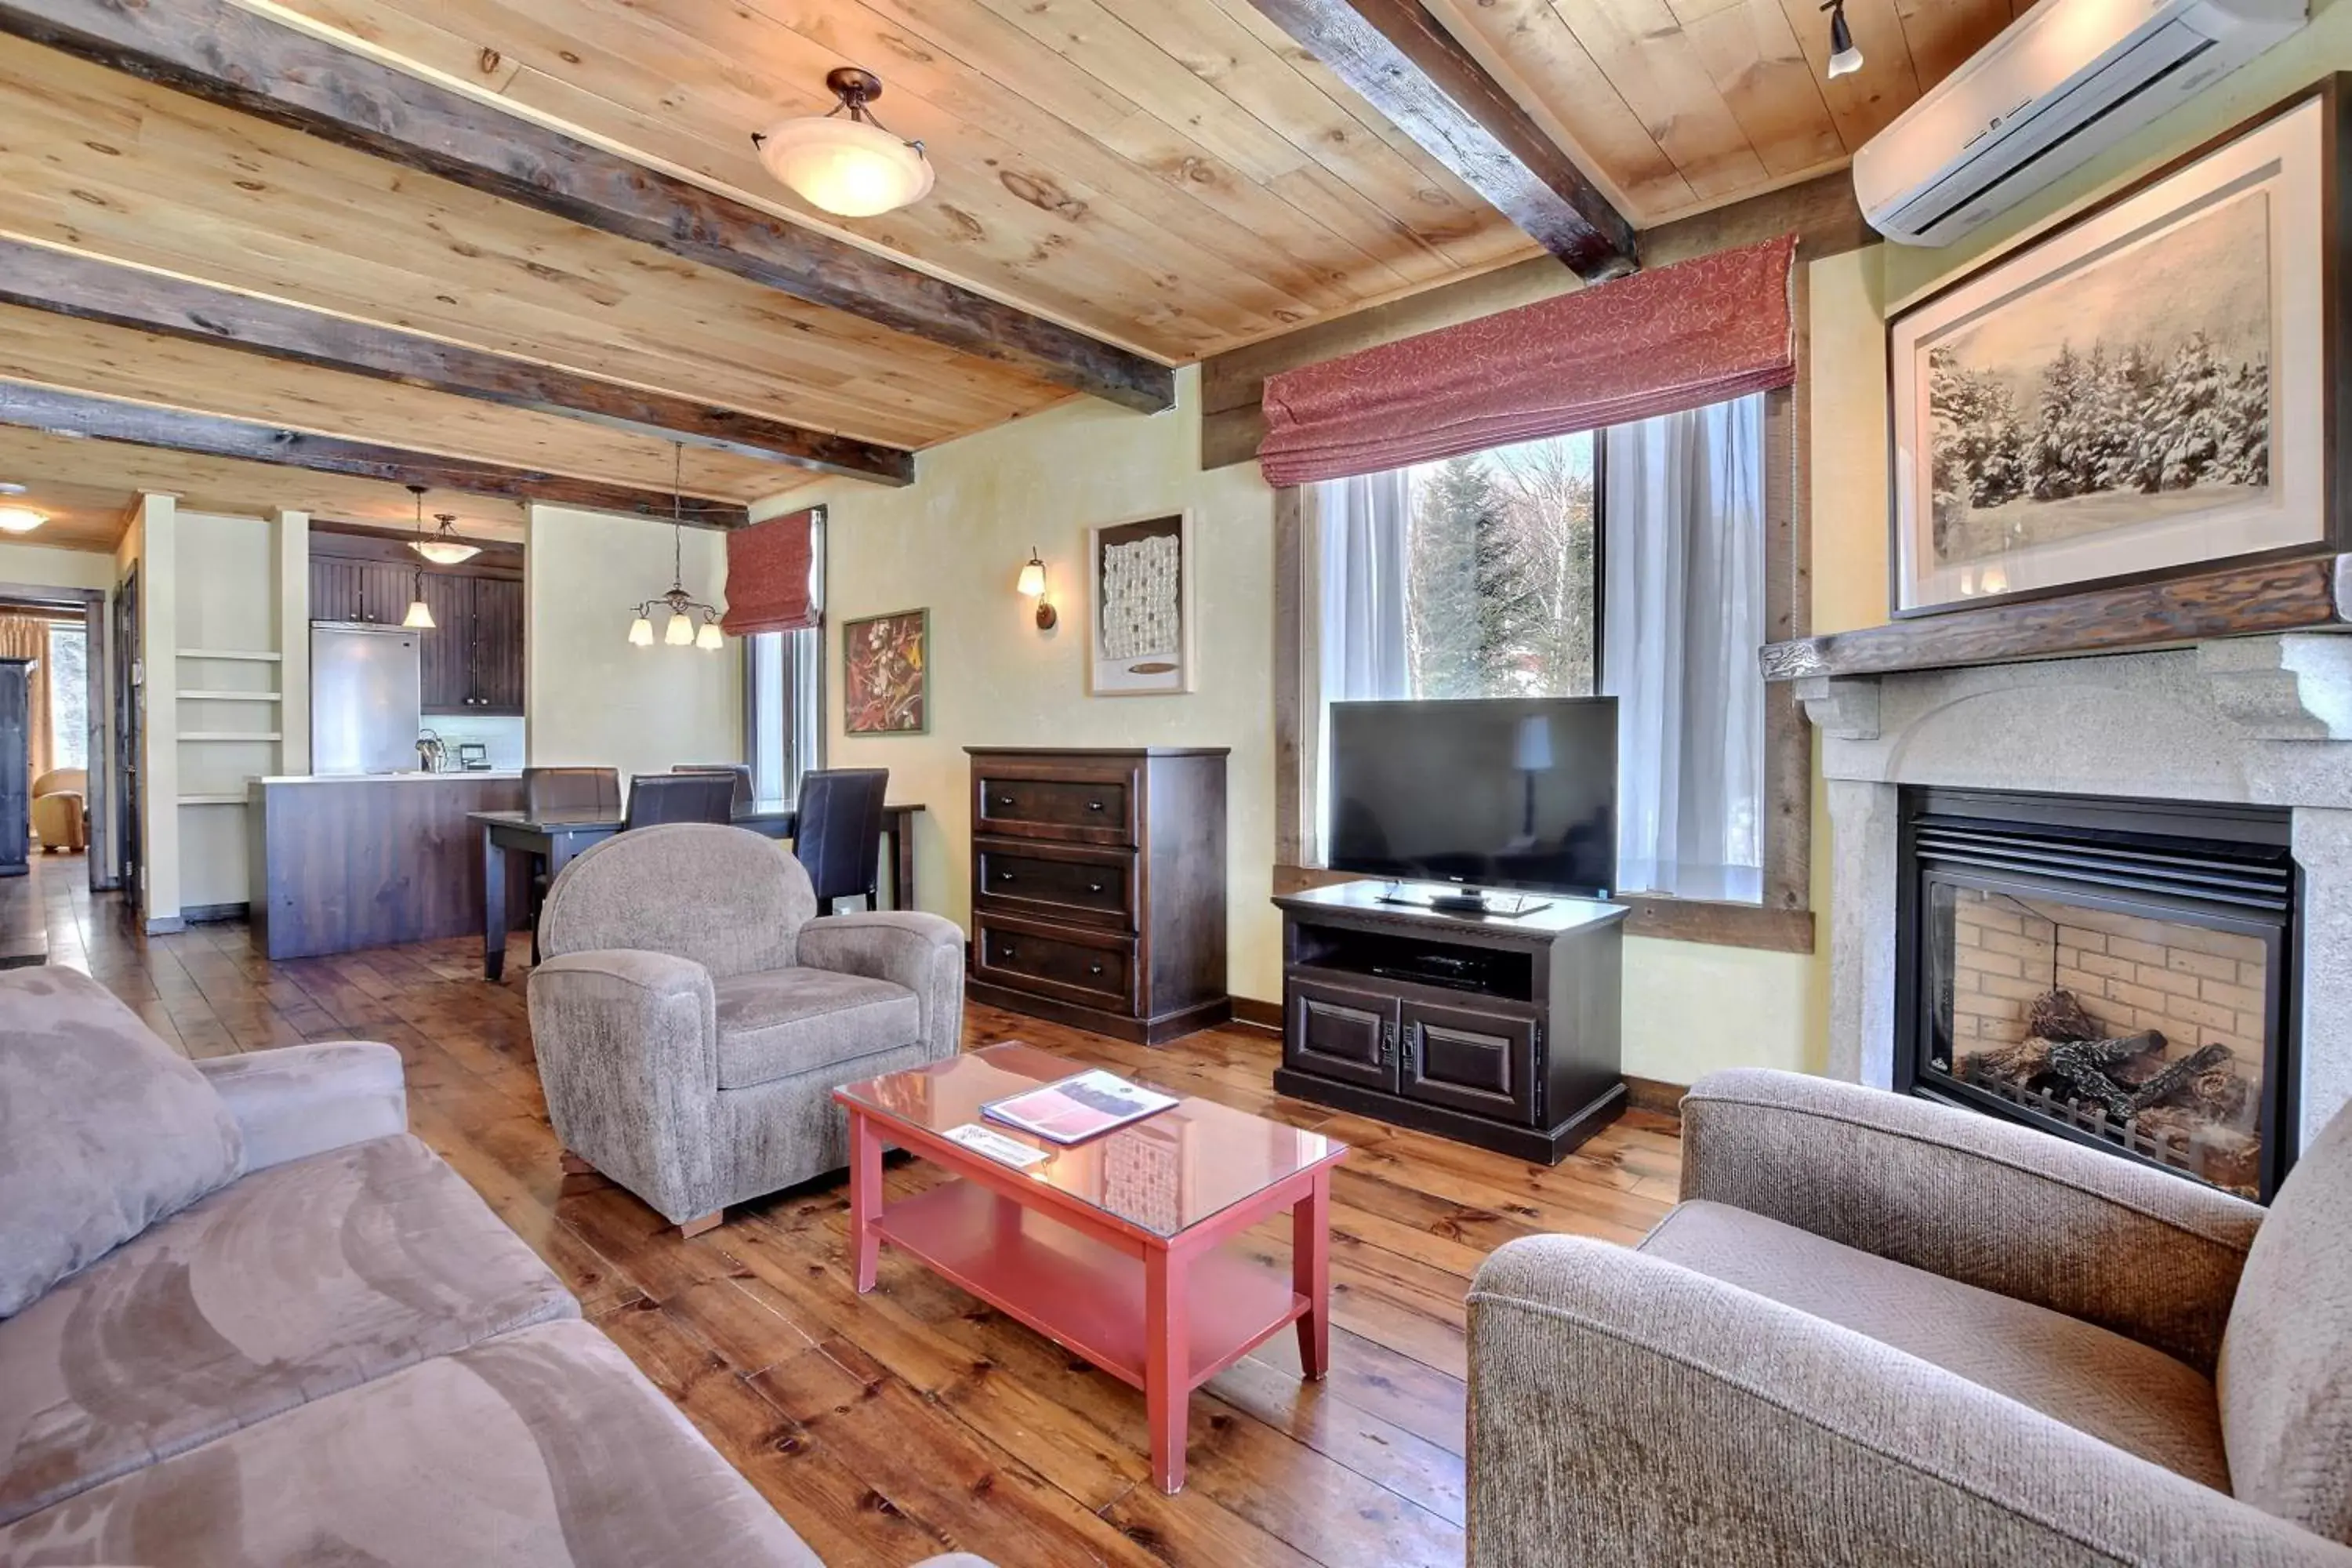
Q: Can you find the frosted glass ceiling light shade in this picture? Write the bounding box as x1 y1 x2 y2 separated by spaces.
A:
753 67 934 219
627 615 656 648
413 513 481 564
664 610 695 646
0 506 45 533
402 594 436 630
695 619 725 651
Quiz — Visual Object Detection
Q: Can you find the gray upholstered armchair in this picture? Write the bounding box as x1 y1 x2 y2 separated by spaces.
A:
527 823 964 1236
1468 1068 2352 1567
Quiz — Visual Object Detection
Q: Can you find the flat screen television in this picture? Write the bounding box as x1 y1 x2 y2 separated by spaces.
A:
1327 696 1617 899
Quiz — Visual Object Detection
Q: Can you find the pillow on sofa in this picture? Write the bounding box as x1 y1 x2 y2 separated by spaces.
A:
0 968 244 1317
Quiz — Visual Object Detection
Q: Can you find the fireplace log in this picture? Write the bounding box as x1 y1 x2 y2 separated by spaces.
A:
2028 989 2102 1045
2124 1043 2234 1115
2045 1032 2168 1119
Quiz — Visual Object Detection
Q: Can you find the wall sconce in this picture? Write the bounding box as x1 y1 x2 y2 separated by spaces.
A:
1017 546 1057 630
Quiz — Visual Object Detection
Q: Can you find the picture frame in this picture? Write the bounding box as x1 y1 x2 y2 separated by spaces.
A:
1086 512 1194 695
1887 81 2350 619
840 607 928 735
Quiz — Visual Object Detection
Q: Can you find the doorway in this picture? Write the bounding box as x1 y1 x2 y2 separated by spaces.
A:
0 582 107 891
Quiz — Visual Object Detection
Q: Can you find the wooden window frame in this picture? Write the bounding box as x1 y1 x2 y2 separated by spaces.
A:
1272 338 1814 955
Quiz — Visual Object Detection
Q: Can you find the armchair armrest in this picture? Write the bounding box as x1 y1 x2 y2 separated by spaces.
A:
1467 1236 2352 1568
527 949 720 1224
194 1041 406 1171
1679 1068 2263 1372
796 912 965 1062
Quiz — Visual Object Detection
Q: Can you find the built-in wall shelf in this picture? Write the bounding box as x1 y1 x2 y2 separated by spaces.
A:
180 731 283 743
176 793 251 806
177 648 282 662
180 690 283 702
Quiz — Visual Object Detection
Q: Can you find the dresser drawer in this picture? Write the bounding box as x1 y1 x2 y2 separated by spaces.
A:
974 838 1137 931
974 915 1136 1014
973 763 1138 845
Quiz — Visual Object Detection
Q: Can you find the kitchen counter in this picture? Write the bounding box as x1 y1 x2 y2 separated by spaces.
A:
256 771 524 783
247 772 530 960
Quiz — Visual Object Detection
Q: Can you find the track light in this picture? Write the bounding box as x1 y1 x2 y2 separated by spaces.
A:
1822 0 1864 78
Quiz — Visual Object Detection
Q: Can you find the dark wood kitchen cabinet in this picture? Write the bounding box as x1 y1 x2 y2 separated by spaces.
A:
311 525 524 717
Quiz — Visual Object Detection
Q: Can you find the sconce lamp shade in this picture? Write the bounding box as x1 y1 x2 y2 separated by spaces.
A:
1513 715 1555 771
1017 551 1047 597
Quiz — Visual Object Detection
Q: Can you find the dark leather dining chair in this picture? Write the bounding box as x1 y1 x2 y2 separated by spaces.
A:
793 768 889 916
525 766 622 818
623 772 738 830
671 764 754 813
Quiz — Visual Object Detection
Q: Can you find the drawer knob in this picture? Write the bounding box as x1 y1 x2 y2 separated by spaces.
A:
996 794 1015 807
996 870 1014 883
1087 881 1104 894
1000 944 1017 959
1089 964 1104 976
1087 800 1105 812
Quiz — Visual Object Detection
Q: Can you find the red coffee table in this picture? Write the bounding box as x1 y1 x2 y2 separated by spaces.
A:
833 1043 1347 1494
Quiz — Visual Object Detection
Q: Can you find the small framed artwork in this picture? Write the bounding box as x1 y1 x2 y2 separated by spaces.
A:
1888 83 2347 618
841 608 927 735
1087 512 1193 695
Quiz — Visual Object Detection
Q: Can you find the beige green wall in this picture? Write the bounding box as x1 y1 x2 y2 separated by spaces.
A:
0 539 114 593
524 503 741 782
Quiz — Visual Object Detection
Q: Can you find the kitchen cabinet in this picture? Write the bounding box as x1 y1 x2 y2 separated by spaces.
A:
310 557 416 626
419 573 524 716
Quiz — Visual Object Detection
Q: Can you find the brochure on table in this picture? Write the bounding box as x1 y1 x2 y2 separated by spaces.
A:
982 1069 1179 1145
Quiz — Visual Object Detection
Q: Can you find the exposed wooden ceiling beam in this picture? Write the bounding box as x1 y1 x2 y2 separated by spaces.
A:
1239 0 1637 278
0 0 1176 416
0 239 914 488
0 382 750 528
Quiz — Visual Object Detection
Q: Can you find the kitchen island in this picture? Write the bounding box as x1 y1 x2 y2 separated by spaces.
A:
247 772 532 960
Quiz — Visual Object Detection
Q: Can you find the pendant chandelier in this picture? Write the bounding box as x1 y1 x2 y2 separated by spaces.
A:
752 67 934 218
411 508 481 565
401 485 436 630
626 447 727 651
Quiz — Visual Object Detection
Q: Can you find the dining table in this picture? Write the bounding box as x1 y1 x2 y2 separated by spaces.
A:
466 800 925 981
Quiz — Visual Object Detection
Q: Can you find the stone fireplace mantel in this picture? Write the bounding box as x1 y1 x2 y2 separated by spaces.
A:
1805 633 2352 1152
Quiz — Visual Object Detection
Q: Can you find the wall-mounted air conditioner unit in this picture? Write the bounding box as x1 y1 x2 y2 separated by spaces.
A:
1853 0 2306 246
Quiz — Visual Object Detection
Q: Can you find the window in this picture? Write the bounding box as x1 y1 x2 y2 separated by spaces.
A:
745 510 824 804
47 620 86 771
1308 394 1765 904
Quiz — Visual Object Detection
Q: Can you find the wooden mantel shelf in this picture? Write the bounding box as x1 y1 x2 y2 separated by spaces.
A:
1761 555 2352 682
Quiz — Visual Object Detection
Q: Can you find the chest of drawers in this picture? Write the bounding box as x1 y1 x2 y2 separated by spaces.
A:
965 747 1229 1044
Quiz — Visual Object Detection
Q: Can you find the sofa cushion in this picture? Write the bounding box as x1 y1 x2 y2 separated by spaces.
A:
1639 1199 2229 1490
0 1319 824 1567
714 967 921 1090
2220 1097 2352 1542
0 968 243 1320
0 1132 577 1525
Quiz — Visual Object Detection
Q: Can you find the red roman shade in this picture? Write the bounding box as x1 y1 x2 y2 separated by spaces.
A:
1258 235 1798 487
720 507 820 635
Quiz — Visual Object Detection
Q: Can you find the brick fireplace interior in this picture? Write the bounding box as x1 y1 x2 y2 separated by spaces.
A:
1897 788 2296 1200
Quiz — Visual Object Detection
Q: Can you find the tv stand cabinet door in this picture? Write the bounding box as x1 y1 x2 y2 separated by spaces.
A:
1398 1000 1537 1124
1287 975 1397 1092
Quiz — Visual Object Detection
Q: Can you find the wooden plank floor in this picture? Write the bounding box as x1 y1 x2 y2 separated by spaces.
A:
30 857 1681 1568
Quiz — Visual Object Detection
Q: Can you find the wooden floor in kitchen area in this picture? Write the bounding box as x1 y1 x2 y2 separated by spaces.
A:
16 851 1682 1568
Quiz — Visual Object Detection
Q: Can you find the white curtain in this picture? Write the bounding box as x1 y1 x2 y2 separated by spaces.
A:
1602 394 1766 902
1305 470 1411 859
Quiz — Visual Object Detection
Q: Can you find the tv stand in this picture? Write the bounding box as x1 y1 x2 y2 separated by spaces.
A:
1272 880 1628 1163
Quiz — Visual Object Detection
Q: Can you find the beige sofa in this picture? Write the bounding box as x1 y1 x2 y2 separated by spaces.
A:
1466 1067 2352 1566
0 965 985 1568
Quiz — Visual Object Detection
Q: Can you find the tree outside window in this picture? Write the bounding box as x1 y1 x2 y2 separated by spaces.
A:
48 622 86 770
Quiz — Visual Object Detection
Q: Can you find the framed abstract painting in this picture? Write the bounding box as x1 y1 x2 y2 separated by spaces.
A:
1888 84 2347 618
841 608 927 735
1087 512 1193 695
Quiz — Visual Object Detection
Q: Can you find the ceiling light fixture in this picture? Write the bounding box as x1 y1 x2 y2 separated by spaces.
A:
0 506 46 534
626 446 728 651
752 67 935 218
412 509 482 565
401 485 437 630
1822 0 1864 78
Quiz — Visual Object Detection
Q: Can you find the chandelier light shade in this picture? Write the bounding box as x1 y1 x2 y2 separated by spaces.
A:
627 615 656 648
412 512 481 565
753 67 934 218
0 506 45 533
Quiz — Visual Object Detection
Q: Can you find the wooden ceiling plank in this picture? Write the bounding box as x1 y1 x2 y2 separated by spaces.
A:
0 0 1178 413
1681 0 1846 179
1543 0 1770 201
1232 0 1639 274
0 381 750 526
1770 0 1921 149
0 46 1058 449
1890 0 2016 93
0 238 916 485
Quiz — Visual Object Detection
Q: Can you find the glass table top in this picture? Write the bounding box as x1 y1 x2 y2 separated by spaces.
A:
835 1043 1345 1238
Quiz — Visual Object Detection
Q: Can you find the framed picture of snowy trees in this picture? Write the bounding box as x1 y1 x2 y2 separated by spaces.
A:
1888 84 2345 618
1087 513 1193 695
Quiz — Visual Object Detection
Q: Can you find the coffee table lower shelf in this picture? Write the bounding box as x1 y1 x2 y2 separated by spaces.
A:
873 1179 1307 1392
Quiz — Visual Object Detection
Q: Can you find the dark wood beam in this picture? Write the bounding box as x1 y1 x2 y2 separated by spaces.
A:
0 382 751 528
0 0 1174 416
1239 0 1635 277
0 239 914 488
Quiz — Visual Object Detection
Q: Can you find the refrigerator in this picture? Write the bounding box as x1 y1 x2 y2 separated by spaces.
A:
311 624 423 775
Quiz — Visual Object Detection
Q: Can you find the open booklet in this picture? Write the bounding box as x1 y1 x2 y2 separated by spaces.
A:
981 1068 1179 1145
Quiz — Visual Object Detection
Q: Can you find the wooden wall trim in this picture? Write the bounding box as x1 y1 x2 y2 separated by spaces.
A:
1272 486 1307 869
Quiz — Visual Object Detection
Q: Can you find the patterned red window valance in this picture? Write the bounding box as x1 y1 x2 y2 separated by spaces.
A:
720 507 820 636
1258 235 1798 488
